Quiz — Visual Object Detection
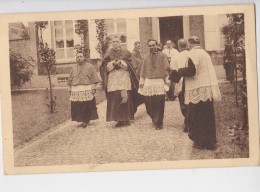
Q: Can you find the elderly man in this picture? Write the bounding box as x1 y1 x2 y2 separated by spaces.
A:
131 41 142 72
68 52 100 128
174 36 221 149
162 40 179 101
170 39 190 132
100 36 139 127
138 39 170 130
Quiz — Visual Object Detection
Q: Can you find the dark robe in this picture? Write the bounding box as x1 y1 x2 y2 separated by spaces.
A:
178 81 188 131
138 52 169 79
171 59 217 147
144 95 165 127
68 62 100 123
139 51 169 128
100 47 142 122
71 98 99 123
68 62 100 86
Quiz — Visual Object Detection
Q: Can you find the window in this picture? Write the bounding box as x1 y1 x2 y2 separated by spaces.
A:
105 18 127 49
53 20 75 60
57 77 69 84
10 27 28 40
11 28 19 35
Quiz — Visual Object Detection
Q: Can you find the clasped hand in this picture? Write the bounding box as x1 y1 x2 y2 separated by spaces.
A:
113 59 121 70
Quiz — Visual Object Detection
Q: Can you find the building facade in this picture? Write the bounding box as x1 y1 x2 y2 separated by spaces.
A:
9 15 229 88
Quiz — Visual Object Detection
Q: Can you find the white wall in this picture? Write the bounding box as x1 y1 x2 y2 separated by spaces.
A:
204 14 229 51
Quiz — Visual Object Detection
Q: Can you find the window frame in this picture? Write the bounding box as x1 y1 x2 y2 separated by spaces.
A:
52 20 77 63
105 18 128 49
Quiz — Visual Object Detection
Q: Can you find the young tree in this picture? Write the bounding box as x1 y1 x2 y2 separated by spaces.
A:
222 13 245 106
222 13 247 128
35 21 56 113
10 51 35 90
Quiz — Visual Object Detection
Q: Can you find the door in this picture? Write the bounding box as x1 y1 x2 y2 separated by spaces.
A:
159 16 183 47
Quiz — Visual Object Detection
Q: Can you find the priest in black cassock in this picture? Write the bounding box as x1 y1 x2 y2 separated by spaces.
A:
138 39 170 130
100 36 140 127
171 36 221 150
68 52 100 128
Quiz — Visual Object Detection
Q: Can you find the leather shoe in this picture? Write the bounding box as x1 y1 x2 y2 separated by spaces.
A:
115 121 125 127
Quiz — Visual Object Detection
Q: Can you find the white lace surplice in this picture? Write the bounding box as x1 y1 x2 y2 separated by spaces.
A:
138 77 169 96
184 47 221 105
107 61 132 92
69 84 94 101
185 85 221 104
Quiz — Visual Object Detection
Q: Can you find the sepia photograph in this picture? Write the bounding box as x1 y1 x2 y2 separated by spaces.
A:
0 3 259 175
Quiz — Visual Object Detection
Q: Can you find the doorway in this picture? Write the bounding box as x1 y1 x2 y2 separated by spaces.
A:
159 16 183 48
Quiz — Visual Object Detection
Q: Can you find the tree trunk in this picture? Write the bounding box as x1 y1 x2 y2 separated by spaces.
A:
46 65 54 113
35 27 41 71
234 46 238 107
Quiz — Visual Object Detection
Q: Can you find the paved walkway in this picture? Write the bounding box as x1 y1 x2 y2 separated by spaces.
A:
14 99 193 166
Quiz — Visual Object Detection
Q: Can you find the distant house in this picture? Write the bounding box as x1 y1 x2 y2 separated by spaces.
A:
9 15 229 88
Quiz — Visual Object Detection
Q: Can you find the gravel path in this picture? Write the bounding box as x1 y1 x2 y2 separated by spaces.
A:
14 99 193 167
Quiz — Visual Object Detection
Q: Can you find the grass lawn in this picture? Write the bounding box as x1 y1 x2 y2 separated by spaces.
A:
190 82 249 159
11 89 105 148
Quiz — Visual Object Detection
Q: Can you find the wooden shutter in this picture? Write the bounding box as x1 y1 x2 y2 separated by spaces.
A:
204 15 220 51
183 16 190 39
126 18 140 52
89 19 100 59
42 21 52 47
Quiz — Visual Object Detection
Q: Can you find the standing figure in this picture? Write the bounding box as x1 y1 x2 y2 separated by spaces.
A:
162 40 180 101
131 41 143 72
138 39 170 130
176 36 221 149
170 39 190 132
223 44 234 82
100 36 139 127
68 52 100 128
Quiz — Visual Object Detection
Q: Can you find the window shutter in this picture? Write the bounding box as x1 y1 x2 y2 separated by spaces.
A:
89 19 101 59
218 15 229 50
204 15 220 51
183 16 190 39
42 21 52 48
126 18 140 52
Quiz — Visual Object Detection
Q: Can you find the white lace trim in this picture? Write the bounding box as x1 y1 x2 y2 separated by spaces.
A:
107 69 132 92
138 78 167 96
69 85 94 101
185 85 221 104
70 90 94 101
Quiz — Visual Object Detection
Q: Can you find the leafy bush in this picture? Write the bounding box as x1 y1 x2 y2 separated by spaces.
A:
95 19 110 58
74 20 89 59
10 51 35 89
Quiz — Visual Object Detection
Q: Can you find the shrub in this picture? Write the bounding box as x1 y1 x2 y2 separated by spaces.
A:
10 51 35 90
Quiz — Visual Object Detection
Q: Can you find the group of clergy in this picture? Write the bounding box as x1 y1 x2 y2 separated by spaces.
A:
67 35 221 150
